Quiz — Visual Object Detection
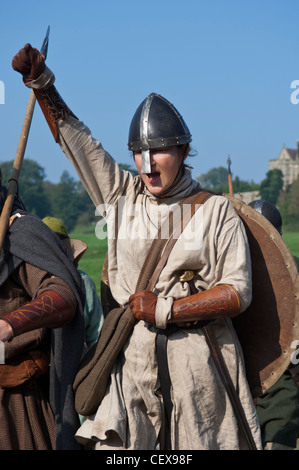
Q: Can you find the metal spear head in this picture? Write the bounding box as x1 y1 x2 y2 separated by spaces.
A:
227 155 232 174
0 26 51 254
40 25 50 58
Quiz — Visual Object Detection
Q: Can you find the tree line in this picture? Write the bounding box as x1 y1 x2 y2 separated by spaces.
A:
1 159 95 231
197 166 299 230
1 159 298 231
0 159 140 232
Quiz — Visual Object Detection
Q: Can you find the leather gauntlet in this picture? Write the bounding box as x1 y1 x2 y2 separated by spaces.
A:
1 290 75 337
34 86 77 142
170 284 241 324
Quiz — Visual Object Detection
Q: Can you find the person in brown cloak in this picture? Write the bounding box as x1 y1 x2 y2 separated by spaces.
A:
0 183 85 450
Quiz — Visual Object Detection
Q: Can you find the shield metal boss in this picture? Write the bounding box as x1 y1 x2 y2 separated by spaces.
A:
226 195 299 398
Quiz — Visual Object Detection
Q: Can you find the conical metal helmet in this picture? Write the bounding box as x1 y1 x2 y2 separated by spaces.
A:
128 93 192 173
249 200 282 234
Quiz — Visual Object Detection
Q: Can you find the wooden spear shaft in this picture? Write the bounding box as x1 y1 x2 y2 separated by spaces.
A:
227 155 234 196
0 90 36 250
0 26 50 253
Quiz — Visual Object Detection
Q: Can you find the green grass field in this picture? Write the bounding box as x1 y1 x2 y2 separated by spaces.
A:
69 225 107 297
283 232 299 257
70 225 299 299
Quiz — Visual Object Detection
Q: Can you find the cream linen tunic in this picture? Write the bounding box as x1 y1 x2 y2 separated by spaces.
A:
57 117 262 450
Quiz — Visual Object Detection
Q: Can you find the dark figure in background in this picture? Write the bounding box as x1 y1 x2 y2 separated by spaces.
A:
249 199 299 450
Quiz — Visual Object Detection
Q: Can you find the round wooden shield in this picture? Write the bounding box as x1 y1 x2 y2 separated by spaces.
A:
226 195 299 398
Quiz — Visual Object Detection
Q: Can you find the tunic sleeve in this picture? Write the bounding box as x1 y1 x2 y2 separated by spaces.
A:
57 116 136 208
213 199 252 312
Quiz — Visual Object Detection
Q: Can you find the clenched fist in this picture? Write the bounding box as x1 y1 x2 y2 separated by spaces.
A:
129 290 157 324
0 319 13 342
12 43 45 83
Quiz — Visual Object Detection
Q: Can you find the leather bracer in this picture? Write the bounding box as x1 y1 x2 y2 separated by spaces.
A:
24 66 77 142
1 290 75 337
170 284 241 324
34 86 77 142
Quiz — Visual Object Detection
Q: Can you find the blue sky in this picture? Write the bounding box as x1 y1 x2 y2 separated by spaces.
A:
0 0 299 185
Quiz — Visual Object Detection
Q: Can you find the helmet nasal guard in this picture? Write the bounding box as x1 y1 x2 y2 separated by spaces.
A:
128 93 192 174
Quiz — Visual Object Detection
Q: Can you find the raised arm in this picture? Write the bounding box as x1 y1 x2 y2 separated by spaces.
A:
12 44 135 208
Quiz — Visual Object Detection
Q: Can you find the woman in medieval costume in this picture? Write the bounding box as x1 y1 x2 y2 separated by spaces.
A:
12 44 262 450
0 182 85 450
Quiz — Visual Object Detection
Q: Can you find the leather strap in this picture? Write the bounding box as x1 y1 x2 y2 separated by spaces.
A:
155 324 179 449
151 190 212 449
147 191 212 291
187 271 257 449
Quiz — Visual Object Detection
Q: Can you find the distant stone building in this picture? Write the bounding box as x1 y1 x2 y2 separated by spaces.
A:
269 142 299 189
234 190 260 204
226 190 260 205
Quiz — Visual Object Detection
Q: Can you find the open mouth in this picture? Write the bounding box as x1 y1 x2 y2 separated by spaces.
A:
146 172 160 184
